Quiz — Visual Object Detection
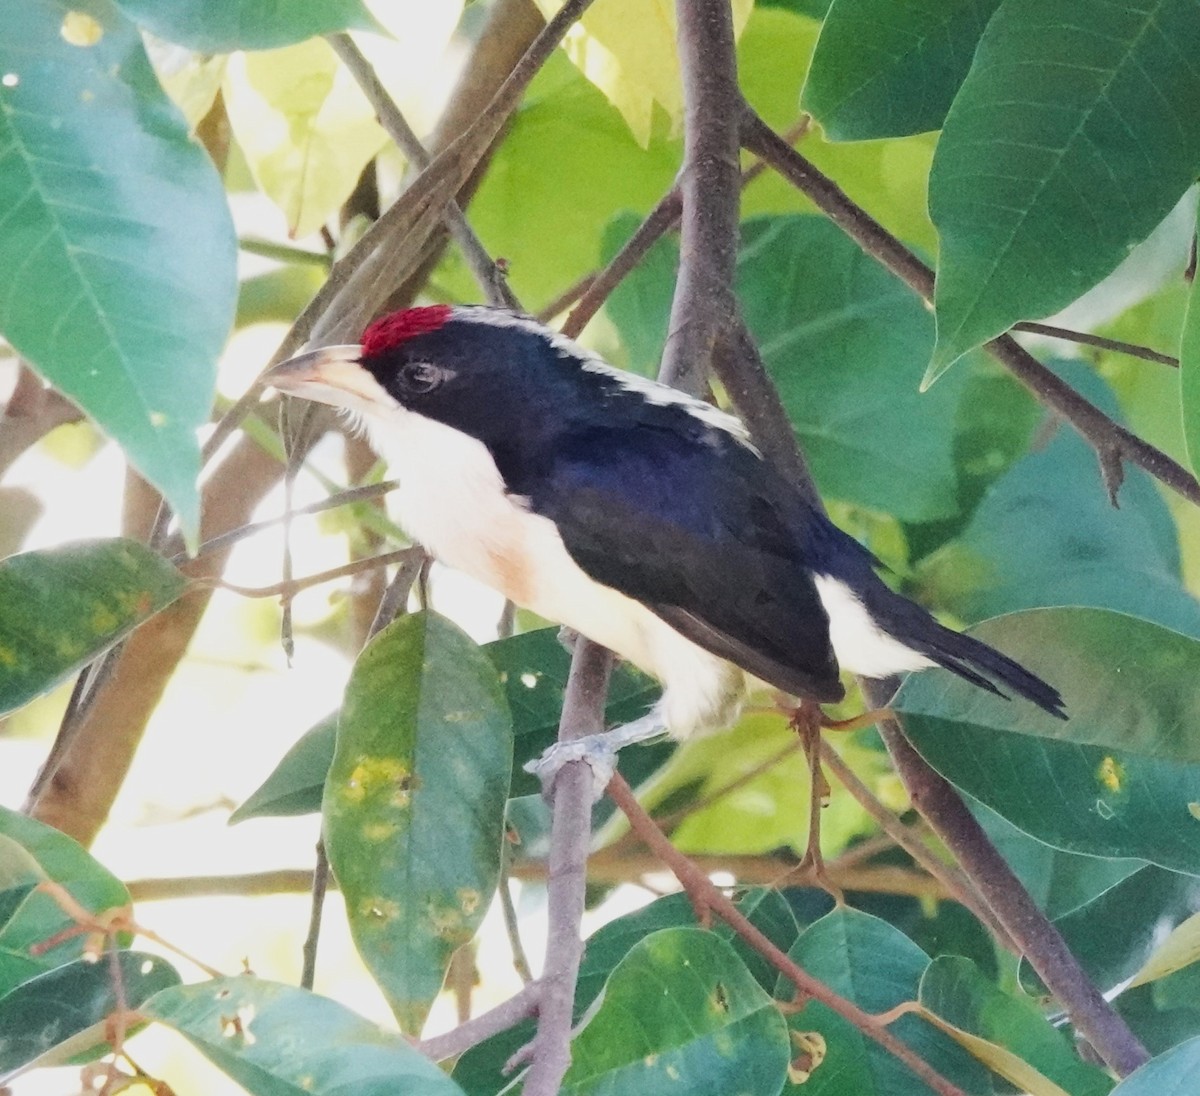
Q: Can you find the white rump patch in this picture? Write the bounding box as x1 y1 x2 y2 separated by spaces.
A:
813 575 934 678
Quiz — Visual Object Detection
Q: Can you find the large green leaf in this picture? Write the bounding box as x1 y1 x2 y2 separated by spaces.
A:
782 908 990 1094
0 806 131 997
0 0 237 535
0 951 179 1077
919 956 1113 1096
929 0 1200 372
803 0 1002 139
561 927 790 1096
895 608 1200 871
323 612 512 1033
144 976 466 1096
1109 1036 1200 1094
0 540 186 716
112 0 375 50
916 365 1200 638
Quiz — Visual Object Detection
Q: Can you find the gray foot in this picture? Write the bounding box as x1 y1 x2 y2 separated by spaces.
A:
524 712 669 799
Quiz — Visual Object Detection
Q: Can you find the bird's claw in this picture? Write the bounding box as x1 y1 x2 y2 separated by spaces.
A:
525 734 618 800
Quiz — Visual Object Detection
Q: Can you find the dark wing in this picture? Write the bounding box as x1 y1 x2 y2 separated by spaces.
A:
526 424 844 703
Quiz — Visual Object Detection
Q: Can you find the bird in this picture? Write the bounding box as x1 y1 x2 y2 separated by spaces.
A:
264 304 1065 782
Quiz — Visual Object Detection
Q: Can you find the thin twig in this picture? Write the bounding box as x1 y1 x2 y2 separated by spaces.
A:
1013 321 1179 367
560 120 809 339
499 856 534 984
212 547 421 599
326 34 519 311
817 740 1014 951
177 480 400 565
605 774 968 1096
738 106 1200 510
300 840 330 990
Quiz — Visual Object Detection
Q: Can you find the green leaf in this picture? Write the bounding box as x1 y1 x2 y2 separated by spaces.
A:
0 951 179 1077
895 608 1200 871
452 889 797 1093
739 216 968 521
929 0 1200 373
971 798 1144 921
0 540 187 716
803 0 1001 140
920 956 1113 1096
232 628 660 822
144 976 467 1096
0 836 45 933
782 908 990 1094
561 927 790 1096
323 612 512 1033
915 364 1200 637
0 1 237 536
112 0 375 50
1181 215 1200 479
230 713 337 824
1109 1036 1200 1094
0 808 131 997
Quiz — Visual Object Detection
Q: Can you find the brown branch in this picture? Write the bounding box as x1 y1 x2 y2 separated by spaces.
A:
738 106 1200 510
605 774 968 1096
418 983 541 1063
658 0 743 393
0 362 84 478
865 686 1150 1077
518 640 614 1095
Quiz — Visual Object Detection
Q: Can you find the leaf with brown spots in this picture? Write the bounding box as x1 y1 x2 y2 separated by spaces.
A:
324 612 512 1033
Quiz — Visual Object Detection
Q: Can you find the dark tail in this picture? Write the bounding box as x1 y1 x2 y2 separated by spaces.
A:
869 591 1066 720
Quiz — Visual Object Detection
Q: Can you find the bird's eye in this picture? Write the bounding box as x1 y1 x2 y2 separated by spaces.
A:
399 361 445 395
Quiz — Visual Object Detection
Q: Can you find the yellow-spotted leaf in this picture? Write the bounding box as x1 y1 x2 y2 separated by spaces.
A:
533 0 753 145
223 38 388 239
323 613 512 1034
0 540 186 717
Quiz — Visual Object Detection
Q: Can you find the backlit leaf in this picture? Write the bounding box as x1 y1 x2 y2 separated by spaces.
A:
0 952 179 1077
223 39 387 239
